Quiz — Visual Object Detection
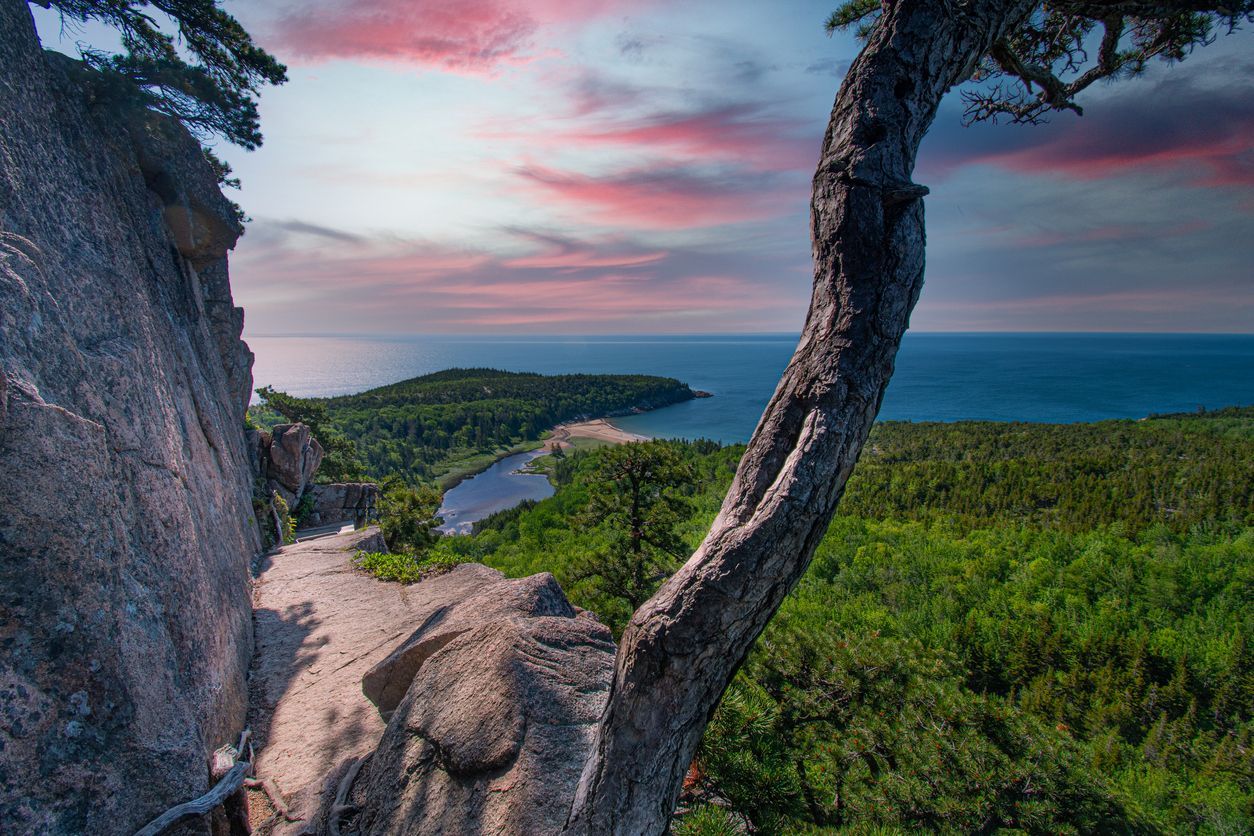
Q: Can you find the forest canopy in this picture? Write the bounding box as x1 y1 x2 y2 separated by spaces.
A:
249 369 698 488
422 407 1254 832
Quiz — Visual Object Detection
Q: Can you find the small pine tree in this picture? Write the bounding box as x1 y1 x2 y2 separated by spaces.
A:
571 441 694 623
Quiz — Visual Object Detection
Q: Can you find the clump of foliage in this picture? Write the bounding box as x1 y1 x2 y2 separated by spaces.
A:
355 478 452 583
354 550 462 584
272 491 294 545
253 386 369 483
320 368 697 485
827 0 1254 124
423 409 1253 831
291 491 315 530
569 441 694 625
377 477 443 555
251 488 276 550
36 0 286 150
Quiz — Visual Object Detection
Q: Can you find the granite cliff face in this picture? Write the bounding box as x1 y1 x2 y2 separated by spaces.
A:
0 1 261 830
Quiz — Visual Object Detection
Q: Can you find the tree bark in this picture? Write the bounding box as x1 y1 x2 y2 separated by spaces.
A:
565 1 1037 832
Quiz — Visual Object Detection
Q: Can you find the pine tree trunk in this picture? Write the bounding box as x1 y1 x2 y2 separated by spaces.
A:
565 1 1036 832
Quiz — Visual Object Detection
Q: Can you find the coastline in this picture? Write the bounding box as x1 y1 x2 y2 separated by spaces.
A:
545 418 650 449
438 416 653 492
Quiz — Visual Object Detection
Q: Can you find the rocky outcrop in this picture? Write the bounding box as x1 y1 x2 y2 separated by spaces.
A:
248 428 377 532
250 423 324 507
339 572 616 834
305 482 379 529
0 2 259 831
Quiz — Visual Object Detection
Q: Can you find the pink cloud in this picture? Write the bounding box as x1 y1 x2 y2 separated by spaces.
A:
1008 219 1212 249
231 222 804 333
513 163 799 229
264 0 648 73
992 134 1254 188
920 70 1254 189
482 104 816 172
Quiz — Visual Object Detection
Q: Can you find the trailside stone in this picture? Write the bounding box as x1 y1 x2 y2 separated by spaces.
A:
361 572 576 717
267 423 323 496
303 482 379 529
347 573 616 835
0 1 258 831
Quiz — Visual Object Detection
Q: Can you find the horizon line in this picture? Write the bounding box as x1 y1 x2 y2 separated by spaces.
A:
244 330 1254 339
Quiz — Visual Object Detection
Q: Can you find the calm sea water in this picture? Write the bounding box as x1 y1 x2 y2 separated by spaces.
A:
250 333 1254 444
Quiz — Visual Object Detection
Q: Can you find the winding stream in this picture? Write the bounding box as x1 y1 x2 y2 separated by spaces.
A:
436 449 555 535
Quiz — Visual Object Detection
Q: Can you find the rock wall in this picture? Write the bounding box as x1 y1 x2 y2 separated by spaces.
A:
305 482 378 529
0 1 261 831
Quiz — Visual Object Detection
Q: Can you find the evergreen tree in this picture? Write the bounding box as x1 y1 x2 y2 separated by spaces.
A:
573 441 694 622
377 477 444 556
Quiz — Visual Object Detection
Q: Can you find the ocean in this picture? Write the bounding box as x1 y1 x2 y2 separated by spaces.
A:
249 333 1254 444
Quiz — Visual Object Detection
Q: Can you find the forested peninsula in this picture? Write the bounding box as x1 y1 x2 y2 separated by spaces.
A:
250 368 700 487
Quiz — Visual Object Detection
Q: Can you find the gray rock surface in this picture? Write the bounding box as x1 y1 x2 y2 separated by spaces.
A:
249 533 505 831
266 423 324 497
304 482 379 528
362 572 576 718
0 2 259 831
344 572 617 834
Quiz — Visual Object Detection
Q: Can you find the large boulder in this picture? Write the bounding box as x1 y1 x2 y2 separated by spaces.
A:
249 422 325 510
0 2 259 830
342 571 616 834
303 481 378 529
363 572 577 717
263 422 324 499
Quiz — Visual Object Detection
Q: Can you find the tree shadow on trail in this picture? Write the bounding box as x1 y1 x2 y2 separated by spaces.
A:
247 600 321 758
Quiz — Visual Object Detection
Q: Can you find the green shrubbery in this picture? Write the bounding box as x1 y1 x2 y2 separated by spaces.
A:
353 550 462 584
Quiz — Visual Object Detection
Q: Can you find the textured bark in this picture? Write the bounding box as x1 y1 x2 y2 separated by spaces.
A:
565 1 1037 832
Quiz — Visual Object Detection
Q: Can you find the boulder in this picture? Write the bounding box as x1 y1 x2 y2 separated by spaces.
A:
362 572 576 717
266 422 323 496
345 571 617 835
303 481 378 529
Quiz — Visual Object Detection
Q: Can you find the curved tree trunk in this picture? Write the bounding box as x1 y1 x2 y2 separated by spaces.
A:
566 1 1036 832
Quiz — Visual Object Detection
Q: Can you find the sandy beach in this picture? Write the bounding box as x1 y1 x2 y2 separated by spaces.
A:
545 418 649 449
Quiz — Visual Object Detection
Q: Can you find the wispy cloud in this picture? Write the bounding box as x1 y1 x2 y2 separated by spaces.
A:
920 57 1254 190
232 220 805 333
512 163 801 229
259 0 654 73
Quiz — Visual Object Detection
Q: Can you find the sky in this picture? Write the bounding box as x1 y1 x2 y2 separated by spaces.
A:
31 1 1254 335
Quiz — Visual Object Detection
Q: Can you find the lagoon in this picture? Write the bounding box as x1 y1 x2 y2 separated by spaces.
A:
435 448 553 535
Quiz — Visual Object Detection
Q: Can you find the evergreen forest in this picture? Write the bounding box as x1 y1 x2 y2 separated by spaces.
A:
407 407 1254 833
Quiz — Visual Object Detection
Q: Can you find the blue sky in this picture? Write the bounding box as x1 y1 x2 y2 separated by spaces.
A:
31 1 1254 334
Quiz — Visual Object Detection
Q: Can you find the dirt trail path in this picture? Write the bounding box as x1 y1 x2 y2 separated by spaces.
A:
246 527 488 830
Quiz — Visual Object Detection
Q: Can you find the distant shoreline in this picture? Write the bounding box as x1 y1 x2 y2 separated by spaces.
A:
443 414 657 493
545 418 650 449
